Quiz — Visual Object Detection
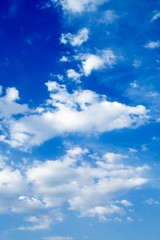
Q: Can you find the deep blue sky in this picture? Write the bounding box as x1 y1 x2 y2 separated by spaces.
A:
0 0 160 240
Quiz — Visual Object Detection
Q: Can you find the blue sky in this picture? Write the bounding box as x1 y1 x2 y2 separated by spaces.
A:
0 0 160 239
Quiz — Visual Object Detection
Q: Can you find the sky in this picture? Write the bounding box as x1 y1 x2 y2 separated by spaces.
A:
0 0 160 239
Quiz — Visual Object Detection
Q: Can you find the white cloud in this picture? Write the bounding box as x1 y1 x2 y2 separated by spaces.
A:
60 56 70 62
80 49 116 76
156 118 160 122
0 82 148 149
148 91 159 97
141 144 149 152
66 69 81 83
60 28 89 46
130 81 139 88
129 148 138 153
102 10 119 24
52 0 109 13
151 11 160 22
132 60 141 68
85 204 124 221
18 215 54 231
0 167 27 214
44 237 73 240
0 86 3 95
0 87 29 119
127 216 134 222
120 200 133 207
146 198 160 205
26 148 149 220
0 148 149 221
144 41 160 49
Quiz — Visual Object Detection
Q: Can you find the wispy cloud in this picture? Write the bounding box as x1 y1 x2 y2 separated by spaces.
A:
144 41 160 49
151 11 160 22
43 237 73 240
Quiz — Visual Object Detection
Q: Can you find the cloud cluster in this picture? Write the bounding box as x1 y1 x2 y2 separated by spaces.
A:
0 83 148 149
0 147 149 228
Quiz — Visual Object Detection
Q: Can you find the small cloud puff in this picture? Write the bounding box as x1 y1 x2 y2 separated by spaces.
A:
144 41 160 49
66 69 82 83
61 28 89 46
78 49 116 76
60 56 70 62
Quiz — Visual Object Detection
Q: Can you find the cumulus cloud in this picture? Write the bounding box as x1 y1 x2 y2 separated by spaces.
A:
60 56 70 62
0 168 27 214
0 82 148 149
66 69 81 83
52 0 109 13
60 28 89 46
0 87 29 119
0 147 149 223
78 49 116 76
22 149 149 220
144 41 160 49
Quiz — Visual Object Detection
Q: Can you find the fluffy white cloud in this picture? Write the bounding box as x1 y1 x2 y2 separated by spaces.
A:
79 49 116 76
60 28 89 46
0 87 29 119
115 199 133 207
26 149 149 220
66 69 81 83
144 41 160 49
0 167 27 214
0 146 149 225
0 82 148 149
60 56 70 62
52 0 109 13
